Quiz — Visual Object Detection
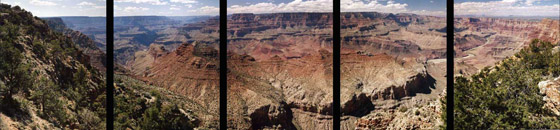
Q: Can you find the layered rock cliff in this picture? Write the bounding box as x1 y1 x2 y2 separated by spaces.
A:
226 13 334 129
340 12 447 129
454 17 560 75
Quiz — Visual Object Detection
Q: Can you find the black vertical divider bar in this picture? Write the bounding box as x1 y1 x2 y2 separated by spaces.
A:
446 0 454 129
333 0 341 129
106 0 114 129
219 0 227 129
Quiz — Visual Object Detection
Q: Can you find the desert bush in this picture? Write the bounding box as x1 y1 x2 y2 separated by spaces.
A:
0 40 33 104
453 39 560 129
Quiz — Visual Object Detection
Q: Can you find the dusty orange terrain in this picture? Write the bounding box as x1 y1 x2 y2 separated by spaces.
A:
340 12 447 129
454 17 560 76
122 12 448 129
227 13 334 130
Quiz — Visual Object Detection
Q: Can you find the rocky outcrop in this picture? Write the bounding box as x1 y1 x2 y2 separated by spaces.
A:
126 44 169 75
538 77 560 116
370 72 435 100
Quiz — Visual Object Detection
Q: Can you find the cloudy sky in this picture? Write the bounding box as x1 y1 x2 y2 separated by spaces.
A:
455 0 560 16
1 0 106 17
114 0 218 16
228 0 447 16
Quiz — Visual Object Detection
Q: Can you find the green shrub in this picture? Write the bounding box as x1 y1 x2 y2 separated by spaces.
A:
453 39 560 129
0 41 33 103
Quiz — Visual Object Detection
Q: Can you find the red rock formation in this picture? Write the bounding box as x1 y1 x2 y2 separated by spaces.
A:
454 18 560 72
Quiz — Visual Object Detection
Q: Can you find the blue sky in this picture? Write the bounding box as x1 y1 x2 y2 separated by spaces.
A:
455 0 560 16
114 0 218 16
1 0 106 17
228 0 447 16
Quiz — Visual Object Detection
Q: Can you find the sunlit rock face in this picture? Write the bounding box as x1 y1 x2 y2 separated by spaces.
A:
340 12 447 129
539 77 560 116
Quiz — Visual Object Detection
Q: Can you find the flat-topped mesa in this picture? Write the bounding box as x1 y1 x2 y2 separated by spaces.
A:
341 12 445 27
228 13 333 37
455 17 538 34
455 18 560 44
181 17 219 33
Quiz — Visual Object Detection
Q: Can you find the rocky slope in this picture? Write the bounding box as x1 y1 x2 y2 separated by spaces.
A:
58 17 107 51
115 16 220 129
0 4 105 129
44 17 107 72
114 74 212 129
227 13 334 129
454 17 560 76
340 12 447 129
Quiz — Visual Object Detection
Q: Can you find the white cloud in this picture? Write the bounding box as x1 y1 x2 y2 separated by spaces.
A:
187 6 218 15
29 0 57 6
170 0 197 4
341 0 407 13
170 7 180 10
410 10 446 16
455 0 560 16
123 6 150 12
524 0 539 5
501 0 519 3
228 0 333 14
340 0 444 16
115 0 167 5
78 2 96 6
185 4 193 8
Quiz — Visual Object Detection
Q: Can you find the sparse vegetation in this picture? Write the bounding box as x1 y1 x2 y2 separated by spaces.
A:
1 3 105 129
453 39 560 129
114 75 197 130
